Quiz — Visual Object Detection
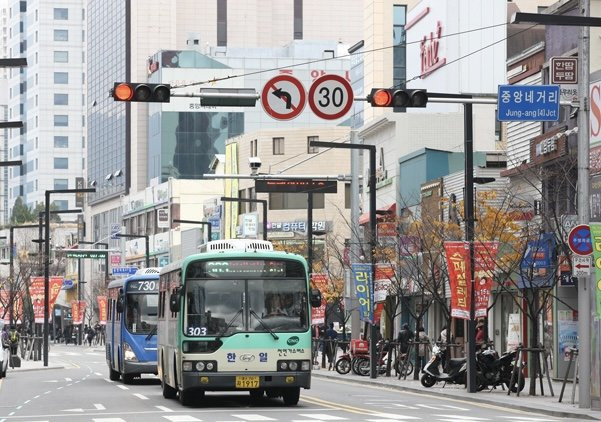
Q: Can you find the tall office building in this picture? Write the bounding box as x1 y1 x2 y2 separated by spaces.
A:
0 1 10 226
86 0 361 245
5 1 86 221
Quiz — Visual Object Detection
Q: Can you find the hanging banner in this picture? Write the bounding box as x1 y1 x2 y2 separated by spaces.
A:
30 277 64 323
374 263 395 302
310 273 328 325
444 241 471 320
71 300 87 325
0 290 23 324
97 296 108 325
590 223 601 318
351 263 373 322
474 241 499 318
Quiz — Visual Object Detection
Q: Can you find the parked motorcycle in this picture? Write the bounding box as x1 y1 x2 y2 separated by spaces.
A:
476 347 526 392
335 340 413 377
420 344 468 387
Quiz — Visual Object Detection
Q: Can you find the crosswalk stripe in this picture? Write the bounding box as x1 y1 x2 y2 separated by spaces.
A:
156 406 174 412
298 415 347 420
435 417 491 421
231 415 276 421
366 418 421 421
117 385 129 390
162 416 201 422
93 419 126 422
133 393 149 400
500 418 557 421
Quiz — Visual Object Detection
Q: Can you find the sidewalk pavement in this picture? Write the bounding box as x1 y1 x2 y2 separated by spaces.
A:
311 362 599 421
6 343 104 373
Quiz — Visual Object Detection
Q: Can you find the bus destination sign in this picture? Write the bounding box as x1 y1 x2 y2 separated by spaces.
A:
127 279 158 292
204 260 287 277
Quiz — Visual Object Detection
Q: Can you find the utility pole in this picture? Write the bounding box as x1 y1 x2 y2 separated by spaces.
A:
350 130 361 340
577 0 591 408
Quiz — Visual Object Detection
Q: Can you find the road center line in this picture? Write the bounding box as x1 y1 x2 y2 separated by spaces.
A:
116 385 128 390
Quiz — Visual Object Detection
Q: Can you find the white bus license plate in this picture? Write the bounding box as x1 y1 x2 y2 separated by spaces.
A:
235 376 259 388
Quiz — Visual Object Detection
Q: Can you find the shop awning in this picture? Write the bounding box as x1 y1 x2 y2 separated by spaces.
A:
358 203 396 225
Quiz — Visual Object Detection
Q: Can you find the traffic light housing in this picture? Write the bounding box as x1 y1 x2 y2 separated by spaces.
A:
367 88 428 108
112 82 171 102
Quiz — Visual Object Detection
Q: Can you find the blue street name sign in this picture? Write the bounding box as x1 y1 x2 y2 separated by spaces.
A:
112 266 139 276
497 84 560 122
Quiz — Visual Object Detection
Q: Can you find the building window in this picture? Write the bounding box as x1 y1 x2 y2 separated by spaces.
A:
269 193 324 210
53 179 68 190
307 136 319 153
54 51 68 63
54 72 68 84
273 137 284 155
54 29 68 41
54 157 68 169
54 136 68 148
54 115 68 127
54 94 68 105
217 0 227 47
53 8 68 20
52 200 68 210
294 0 303 39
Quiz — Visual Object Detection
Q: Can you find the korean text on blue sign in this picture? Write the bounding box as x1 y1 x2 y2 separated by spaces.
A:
351 263 373 322
112 266 138 276
497 85 560 122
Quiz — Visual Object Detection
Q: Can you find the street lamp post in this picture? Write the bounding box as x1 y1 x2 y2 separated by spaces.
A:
173 219 212 243
43 188 94 367
309 139 378 379
220 197 268 241
115 233 150 268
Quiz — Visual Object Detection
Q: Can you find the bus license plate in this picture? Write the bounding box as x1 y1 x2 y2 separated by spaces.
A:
235 376 260 388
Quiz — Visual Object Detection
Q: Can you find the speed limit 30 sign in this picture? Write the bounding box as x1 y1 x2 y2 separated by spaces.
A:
308 74 354 120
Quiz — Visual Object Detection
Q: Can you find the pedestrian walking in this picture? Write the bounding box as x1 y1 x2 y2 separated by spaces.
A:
7 326 19 357
416 326 429 372
86 327 95 346
438 325 449 369
324 323 338 370
397 323 414 354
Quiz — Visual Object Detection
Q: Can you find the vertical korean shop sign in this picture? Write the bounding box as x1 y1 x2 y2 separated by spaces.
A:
310 273 328 325
444 241 471 320
351 263 373 322
97 296 108 325
590 223 601 318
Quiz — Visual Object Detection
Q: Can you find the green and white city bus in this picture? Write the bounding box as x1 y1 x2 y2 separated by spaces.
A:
158 239 322 406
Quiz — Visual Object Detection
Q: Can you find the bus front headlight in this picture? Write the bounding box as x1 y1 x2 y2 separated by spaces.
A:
195 362 205 371
123 343 138 362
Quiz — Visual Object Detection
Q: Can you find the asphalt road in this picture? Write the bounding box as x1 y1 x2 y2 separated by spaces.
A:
0 344 568 422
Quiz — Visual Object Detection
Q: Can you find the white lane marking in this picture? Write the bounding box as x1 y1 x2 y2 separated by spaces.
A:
65 378 72 381
298 415 346 420
500 419 558 421
92 419 127 422
438 405 469 411
116 385 129 390
104 378 114 383
94 404 106 410
34 395 40 398
369 414 420 420
232 415 276 421
133 393 149 400
156 405 174 412
16 406 22 410
24 400 30 404
417 404 452 410
162 416 202 422
434 417 491 421
95 372 103 376
366 418 421 421
57 387 63 390
44 391 51 394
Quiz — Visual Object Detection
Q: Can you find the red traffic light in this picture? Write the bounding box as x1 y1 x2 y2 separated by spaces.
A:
112 82 171 103
368 88 428 108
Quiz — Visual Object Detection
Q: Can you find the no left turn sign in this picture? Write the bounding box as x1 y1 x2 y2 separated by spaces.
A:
308 74 354 120
261 75 306 120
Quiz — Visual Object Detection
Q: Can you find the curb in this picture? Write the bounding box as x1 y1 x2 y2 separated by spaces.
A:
10 365 64 373
313 372 600 421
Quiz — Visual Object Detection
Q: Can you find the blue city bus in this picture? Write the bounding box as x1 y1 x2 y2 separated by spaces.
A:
106 268 160 383
158 239 322 406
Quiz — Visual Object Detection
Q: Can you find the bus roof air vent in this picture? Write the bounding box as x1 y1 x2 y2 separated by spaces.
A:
203 239 273 253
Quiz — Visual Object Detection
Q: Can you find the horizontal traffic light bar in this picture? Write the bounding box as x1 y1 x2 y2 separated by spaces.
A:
367 88 428 108
199 88 259 107
112 82 171 103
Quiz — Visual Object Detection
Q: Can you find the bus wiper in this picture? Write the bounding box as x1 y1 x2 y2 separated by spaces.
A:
145 326 157 341
215 308 243 340
249 309 279 340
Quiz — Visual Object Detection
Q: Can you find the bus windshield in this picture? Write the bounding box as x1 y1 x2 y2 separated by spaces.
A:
125 293 158 334
184 278 308 337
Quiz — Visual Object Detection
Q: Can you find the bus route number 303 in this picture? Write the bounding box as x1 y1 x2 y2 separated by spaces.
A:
235 376 260 388
187 327 208 336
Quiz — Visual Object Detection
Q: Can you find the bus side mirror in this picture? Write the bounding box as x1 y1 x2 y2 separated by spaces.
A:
169 289 180 313
116 292 124 313
309 289 322 308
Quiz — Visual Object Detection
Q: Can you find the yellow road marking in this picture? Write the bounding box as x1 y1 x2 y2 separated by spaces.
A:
314 376 559 418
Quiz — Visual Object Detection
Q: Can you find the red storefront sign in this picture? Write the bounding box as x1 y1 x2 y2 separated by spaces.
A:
474 242 499 318
444 241 471 320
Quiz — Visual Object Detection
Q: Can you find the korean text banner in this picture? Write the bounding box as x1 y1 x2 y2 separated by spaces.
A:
310 273 328 325
351 263 373 322
474 242 499 318
97 296 108 325
72 300 87 325
374 263 395 303
590 223 601 318
29 276 63 323
444 241 471 320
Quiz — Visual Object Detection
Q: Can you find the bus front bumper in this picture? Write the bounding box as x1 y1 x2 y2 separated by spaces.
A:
182 372 311 390
123 360 157 375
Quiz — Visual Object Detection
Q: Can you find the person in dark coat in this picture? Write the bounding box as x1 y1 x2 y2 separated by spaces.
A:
397 323 414 354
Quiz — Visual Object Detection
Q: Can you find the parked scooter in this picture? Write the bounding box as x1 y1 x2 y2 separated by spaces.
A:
476 347 526 392
420 344 468 387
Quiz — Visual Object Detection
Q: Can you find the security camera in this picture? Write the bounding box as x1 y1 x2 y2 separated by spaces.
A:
248 157 262 173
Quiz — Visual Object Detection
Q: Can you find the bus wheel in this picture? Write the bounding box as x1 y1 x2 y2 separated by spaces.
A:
122 373 135 384
249 389 264 401
162 378 177 399
109 367 120 381
179 388 197 406
282 387 300 406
